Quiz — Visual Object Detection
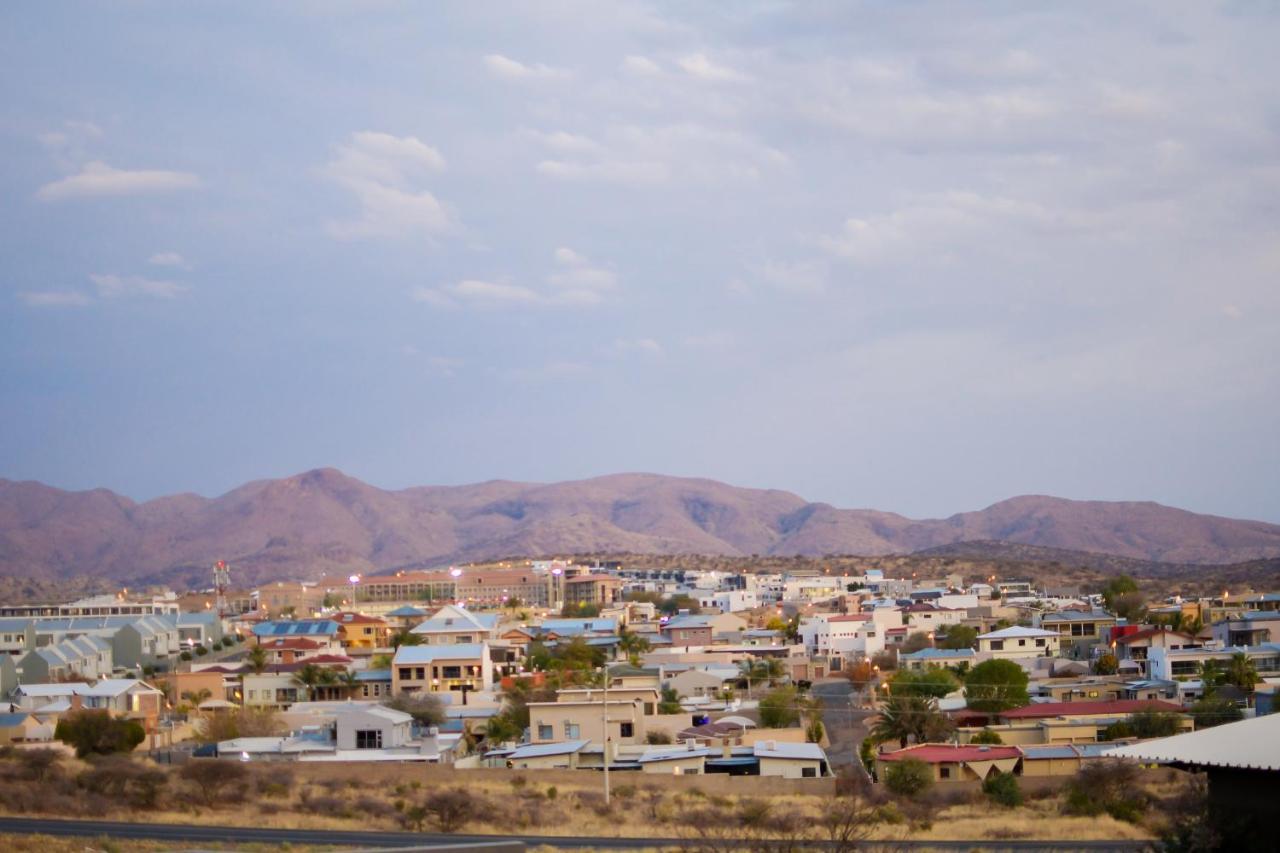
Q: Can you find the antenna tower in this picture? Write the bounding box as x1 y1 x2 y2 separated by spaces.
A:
213 560 231 616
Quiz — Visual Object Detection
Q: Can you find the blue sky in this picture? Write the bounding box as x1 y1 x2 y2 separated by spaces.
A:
2 2 1278 522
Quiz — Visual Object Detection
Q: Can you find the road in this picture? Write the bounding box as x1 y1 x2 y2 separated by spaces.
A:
0 817 1147 850
811 678 875 777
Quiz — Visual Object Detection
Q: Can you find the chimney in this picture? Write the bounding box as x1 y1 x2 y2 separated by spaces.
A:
721 737 732 759
685 737 697 751
70 692 83 712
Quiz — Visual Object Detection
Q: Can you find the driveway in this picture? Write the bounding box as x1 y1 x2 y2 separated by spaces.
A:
811 678 876 778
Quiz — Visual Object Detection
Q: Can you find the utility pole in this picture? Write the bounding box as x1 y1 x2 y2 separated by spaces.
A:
601 664 611 806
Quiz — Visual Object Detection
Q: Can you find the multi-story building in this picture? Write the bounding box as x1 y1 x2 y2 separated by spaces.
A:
1211 612 1280 648
1146 643 1280 682
563 575 623 609
409 604 499 645
976 626 1061 660
391 643 492 696
1038 609 1118 657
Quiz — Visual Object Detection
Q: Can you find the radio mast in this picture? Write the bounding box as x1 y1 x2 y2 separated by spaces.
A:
213 560 231 617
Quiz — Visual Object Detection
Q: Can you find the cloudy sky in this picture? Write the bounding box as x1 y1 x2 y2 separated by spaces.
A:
2 2 1278 522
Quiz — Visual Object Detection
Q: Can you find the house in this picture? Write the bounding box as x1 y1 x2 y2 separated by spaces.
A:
753 740 829 778
1037 610 1118 657
174 612 225 647
1146 644 1280 682
899 648 977 671
391 643 492 696
663 615 714 646
976 626 1060 660
1211 611 1280 648
501 739 590 769
538 618 617 639
0 712 52 744
877 743 1022 783
18 635 113 683
900 604 966 633
1106 712 1280 849
77 679 165 726
258 637 327 664
964 699 1192 746
383 605 429 632
409 605 500 645
1112 628 1199 677
332 612 391 649
800 610 902 659
668 666 737 699
244 671 302 710
528 698 650 745
251 620 342 648
334 704 414 750
354 669 393 701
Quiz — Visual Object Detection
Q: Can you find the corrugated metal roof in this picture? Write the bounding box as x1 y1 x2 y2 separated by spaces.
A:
508 739 589 759
392 642 487 664
1105 713 1280 771
753 741 827 761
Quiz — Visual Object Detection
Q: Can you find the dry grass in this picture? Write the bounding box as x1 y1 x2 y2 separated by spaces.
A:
0 834 338 853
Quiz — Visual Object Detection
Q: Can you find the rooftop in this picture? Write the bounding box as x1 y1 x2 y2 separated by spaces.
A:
1106 713 1280 771
1000 699 1184 720
392 643 488 664
879 743 1022 763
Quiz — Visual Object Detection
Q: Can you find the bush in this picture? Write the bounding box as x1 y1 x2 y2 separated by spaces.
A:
14 747 61 781
758 686 800 728
884 758 933 798
180 759 248 807
645 730 672 745
180 651 193 661
78 755 168 809
1062 759 1146 823
421 789 476 832
969 729 1004 745
982 771 1023 807
195 645 209 656
55 711 146 757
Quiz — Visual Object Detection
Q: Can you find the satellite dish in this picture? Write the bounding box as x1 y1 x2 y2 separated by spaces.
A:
240 751 250 762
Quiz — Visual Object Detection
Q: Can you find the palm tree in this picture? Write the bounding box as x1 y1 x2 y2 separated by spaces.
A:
336 669 362 699
1225 652 1259 692
869 694 954 749
292 663 324 701
1198 659 1225 697
391 629 421 649
181 688 213 711
247 645 269 675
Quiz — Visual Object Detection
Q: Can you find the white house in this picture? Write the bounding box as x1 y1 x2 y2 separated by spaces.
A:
976 626 1061 660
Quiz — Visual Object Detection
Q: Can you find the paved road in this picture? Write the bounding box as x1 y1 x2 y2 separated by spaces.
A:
811 679 875 777
0 817 1147 851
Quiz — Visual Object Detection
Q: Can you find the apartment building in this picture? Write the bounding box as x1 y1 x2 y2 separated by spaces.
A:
391 643 493 696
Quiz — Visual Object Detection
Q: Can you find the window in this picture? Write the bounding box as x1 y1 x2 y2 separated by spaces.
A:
1018 639 1026 647
620 722 634 738
398 667 411 680
564 722 580 739
939 767 951 779
538 724 553 740
442 665 462 679
990 640 1004 651
415 667 426 680
1035 639 1045 647
355 729 383 749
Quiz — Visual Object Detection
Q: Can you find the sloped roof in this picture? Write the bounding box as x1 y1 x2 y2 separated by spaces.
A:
754 741 828 761
979 626 1059 640
393 643 487 664
879 743 1021 763
251 620 339 637
0 713 31 727
1000 699 1184 720
508 739 588 759
1105 713 1280 771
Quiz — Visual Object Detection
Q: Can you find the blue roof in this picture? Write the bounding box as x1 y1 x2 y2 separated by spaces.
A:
355 669 391 681
0 712 30 727
540 618 616 635
393 643 487 664
251 620 340 637
901 648 976 660
385 606 428 617
508 739 589 759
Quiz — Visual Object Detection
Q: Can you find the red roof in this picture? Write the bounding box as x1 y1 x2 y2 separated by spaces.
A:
1114 628 1195 645
1000 699 1184 720
880 744 1021 763
333 612 387 625
262 637 323 650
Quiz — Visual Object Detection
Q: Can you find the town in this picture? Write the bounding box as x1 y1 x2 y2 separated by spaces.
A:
0 557 1274 848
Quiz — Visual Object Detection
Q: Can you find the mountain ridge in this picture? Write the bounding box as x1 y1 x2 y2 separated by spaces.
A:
2 469 1279 589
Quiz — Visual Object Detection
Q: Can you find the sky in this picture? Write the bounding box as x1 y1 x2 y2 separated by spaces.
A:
1 1 1278 522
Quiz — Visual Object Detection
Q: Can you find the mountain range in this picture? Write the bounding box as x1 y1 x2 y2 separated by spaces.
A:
2 468 1280 589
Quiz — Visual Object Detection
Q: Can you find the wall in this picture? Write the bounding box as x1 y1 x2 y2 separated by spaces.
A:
285 761 836 796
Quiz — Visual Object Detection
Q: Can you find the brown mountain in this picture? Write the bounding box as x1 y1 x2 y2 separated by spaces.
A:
2 469 1279 588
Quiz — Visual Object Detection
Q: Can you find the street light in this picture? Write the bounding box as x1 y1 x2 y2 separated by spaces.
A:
348 574 360 607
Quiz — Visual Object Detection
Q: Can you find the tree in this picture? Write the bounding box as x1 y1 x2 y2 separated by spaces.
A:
383 692 446 727
1190 696 1242 729
421 789 475 832
758 685 801 728
1130 710 1182 738
391 629 421 649
969 729 1004 745
889 667 959 699
181 688 213 709
869 649 897 671
940 625 978 650
1093 653 1120 675
900 631 933 654
335 669 361 698
657 685 683 714
1224 652 1259 692
54 710 146 757
1197 659 1225 697
1111 592 1147 622
1101 575 1139 610
560 601 601 618
963 659 1030 713
658 594 700 616
883 758 933 797
246 644 269 675
197 708 284 743
1064 759 1147 823
869 694 954 748
291 663 326 701
181 759 248 807
983 770 1023 807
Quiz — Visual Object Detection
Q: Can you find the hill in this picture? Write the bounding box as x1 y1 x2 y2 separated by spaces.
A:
1 469 1279 588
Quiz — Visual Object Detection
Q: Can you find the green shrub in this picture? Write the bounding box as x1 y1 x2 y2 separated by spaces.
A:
884 758 933 798
969 729 1004 745
982 771 1023 807
55 711 146 757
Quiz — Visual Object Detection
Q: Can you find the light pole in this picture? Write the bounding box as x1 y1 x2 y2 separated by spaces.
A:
348 574 360 608
600 664 611 806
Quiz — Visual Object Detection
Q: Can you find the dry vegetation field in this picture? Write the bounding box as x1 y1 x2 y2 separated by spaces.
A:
0 746 1196 849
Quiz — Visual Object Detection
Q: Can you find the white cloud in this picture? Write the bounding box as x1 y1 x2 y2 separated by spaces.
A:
684 331 734 351
413 279 540 309
677 53 749 83
426 355 463 377
484 53 569 81
612 337 664 357
148 251 189 269
533 124 786 186
753 260 828 295
621 55 661 76
323 131 452 240
19 291 92 308
90 273 188 299
525 130 600 154
547 247 617 293
35 161 201 201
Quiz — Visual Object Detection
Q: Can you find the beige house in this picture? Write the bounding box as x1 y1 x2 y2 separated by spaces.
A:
391 643 492 695
529 698 649 745
976 626 1060 660
877 744 1022 783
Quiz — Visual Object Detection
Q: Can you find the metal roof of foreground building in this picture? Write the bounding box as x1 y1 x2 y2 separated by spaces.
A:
1105 713 1280 771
